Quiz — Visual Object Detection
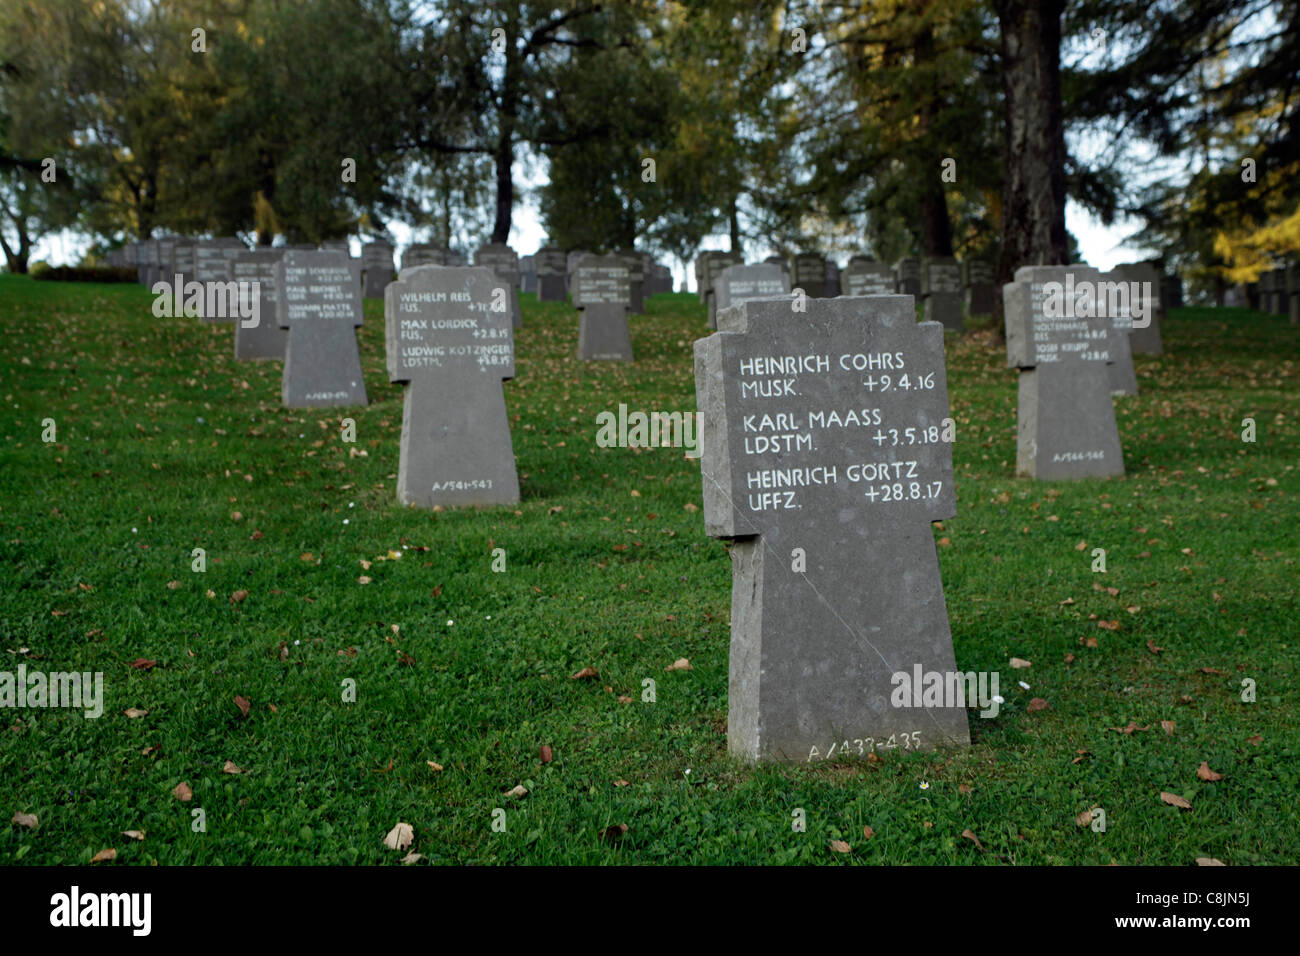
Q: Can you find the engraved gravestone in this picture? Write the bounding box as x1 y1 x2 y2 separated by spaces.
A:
535 246 568 302
1004 266 1124 479
825 259 841 298
792 253 828 299
963 258 995 316
922 257 964 331
841 259 894 296
195 239 248 321
385 266 519 507
616 250 645 314
573 255 634 362
136 240 159 287
474 242 522 329
715 263 790 312
520 255 537 293
1288 265 1299 324
566 250 593 294
1112 262 1164 355
1096 267 1138 396
276 250 368 408
231 250 287 360
895 257 922 297
694 294 969 764
156 238 176 287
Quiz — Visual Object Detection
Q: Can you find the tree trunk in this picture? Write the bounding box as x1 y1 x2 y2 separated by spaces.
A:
491 19 519 245
994 0 1068 329
729 196 742 257
0 220 32 273
916 23 954 258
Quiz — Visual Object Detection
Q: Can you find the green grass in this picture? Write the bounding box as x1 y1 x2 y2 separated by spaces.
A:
1 273 1296 865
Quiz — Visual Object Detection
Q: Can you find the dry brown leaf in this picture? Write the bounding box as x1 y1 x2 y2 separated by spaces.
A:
570 666 599 680
1076 809 1095 826
123 707 148 719
602 823 629 842
665 658 692 672
613 779 630 787
1071 750 1090 765
617 695 633 704
1200 667 1225 675
1195 857 1226 866
234 695 251 717
1075 540 1088 551
937 537 951 547
172 781 193 802
1027 697 1049 712
1059 597 1075 606
382 822 414 851
165 580 181 590
1098 620 1120 631
1009 657 1032 669
1160 720 1175 735
1160 791 1191 809
11 811 37 829
122 830 145 841
400 851 423 865
357 576 372 585
230 589 249 604
90 848 116 863
1197 762 1223 782
862 825 875 839
507 784 528 799
128 658 156 671
300 552 314 562
1111 721 1150 734
426 761 443 772
1146 640 1164 654
539 745 553 764
1246 734 1262 747
829 840 852 854
960 828 984 850
230 511 243 522
222 760 244 775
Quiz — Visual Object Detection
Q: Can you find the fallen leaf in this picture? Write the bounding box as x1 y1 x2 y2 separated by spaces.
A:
1200 667 1225 675
540 745 553 764
359 559 371 571
937 537 951 547
1098 620 1120 631
960 828 984 850
1160 791 1191 809
506 784 528 799
665 658 692 672
1195 857 1226 866
122 830 145 841
230 511 243 522
570 666 599 680
11 811 37 829
1075 540 1087 551
1027 697 1049 713
1076 809 1095 826
426 761 443 772
300 552 314 562
128 658 156 671
382 822 414 851
357 576 372 585
613 779 630 787
1064 653 1076 664
1059 597 1075 606
1071 750 1090 764
165 580 181 590
230 590 249 604
617 695 633 704
90 848 116 863
1009 657 1032 669
400 851 423 865
1111 721 1150 734
233 695 251 717
1246 734 1262 747
1146 640 1164 654
1197 762 1223 782
1160 720 1175 735
172 782 192 802
123 707 148 719
862 825 875 839
602 823 629 842
222 760 244 775
829 840 852 854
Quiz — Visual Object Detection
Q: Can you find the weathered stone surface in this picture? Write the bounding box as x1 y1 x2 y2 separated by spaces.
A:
385 265 519 508
362 241 395 299
824 259 841 297
694 294 968 764
1004 266 1124 479
475 243 522 329
615 250 645 314
1096 268 1138 396
699 251 741 328
519 255 537 293
573 255 633 361
194 239 248 322
922 257 964 331
231 250 287 360
792 253 827 298
276 250 368 408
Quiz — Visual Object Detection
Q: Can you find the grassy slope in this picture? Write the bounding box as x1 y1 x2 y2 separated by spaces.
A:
0 273 1296 865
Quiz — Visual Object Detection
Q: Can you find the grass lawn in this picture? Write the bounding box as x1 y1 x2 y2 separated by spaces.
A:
1 273 1296 865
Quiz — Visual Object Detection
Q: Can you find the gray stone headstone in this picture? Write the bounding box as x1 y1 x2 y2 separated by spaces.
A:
792 253 828 298
824 259 841 298
123 242 140 269
963 258 996 316
231 250 287 361
320 239 350 255
519 255 537 294
276 250 368 408
894 257 922 297
1112 262 1164 354
565 250 593 293
475 243 522 329
841 260 895 296
714 263 790 312
385 265 519 508
194 239 248 322
922 257 964 331
573 255 634 362
1096 268 1138 396
169 239 195 287
615 250 645 314
694 294 968 764
1004 266 1124 479
701 251 742 328
362 241 395 299
136 239 159 287
535 247 568 302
